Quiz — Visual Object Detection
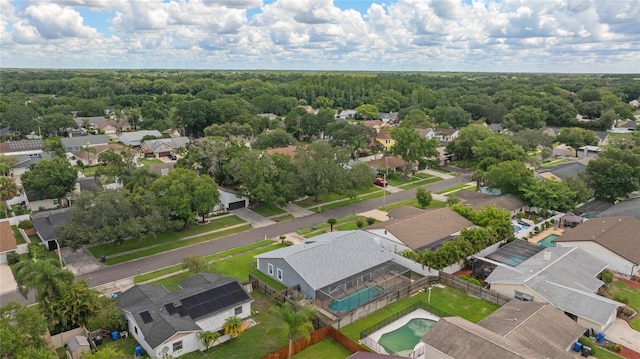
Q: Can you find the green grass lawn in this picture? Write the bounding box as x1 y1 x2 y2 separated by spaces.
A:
294 187 381 208
540 158 572 168
139 158 163 166
297 215 363 235
397 176 442 190
10 226 26 245
78 165 101 176
435 183 474 195
252 206 286 217
341 286 499 341
382 199 446 211
89 215 246 257
308 190 388 213
104 224 252 265
180 291 290 359
134 241 276 283
594 349 624 359
272 214 295 222
291 337 352 359
149 243 288 291
606 281 640 331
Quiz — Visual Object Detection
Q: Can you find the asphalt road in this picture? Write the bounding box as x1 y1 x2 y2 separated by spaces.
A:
0 173 470 306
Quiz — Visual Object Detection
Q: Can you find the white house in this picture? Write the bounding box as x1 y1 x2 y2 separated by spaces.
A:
485 247 623 332
119 130 162 147
117 273 253 359
554 216 640 276
337 110 357 120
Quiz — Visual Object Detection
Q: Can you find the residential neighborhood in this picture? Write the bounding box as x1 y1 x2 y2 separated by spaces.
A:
1 70 640 359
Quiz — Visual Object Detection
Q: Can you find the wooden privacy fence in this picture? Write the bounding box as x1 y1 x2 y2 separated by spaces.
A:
439 272 511 306
261 326 369 359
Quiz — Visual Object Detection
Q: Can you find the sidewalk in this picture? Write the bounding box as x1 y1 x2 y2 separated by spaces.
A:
283 203 314 218
233 208 276 228
418 168 455 179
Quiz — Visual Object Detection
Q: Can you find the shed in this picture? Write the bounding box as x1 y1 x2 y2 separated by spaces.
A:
67 336 90 359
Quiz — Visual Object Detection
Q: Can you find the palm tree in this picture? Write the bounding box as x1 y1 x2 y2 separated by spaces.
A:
0 176 19 218
47 280 98 333
222 316 244 339
268 303 316 359
14 256 74 301
471 169 486 191
198 330 221 352
120 167 158 192
326 218 337 231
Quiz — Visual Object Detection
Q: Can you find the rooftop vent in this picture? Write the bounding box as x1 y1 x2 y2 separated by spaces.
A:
543 250 551 261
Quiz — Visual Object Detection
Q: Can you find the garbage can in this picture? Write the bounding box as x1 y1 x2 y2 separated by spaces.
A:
100 255 106 262
135 346 142 357
93 335 103 346
111 331 118 341
581 346 591 357
573 342 583 352
597 332 605 342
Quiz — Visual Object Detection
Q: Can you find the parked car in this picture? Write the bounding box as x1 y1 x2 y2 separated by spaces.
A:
168 154 177 160
374 177 388 187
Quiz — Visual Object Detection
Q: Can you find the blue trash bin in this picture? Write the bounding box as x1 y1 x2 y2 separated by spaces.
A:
135 346 142 357
573 342 583 352
111 331 118 341
597 332 605 342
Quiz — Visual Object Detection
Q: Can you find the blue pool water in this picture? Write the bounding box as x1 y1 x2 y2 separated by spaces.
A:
538 234 558 247
329 286 385 313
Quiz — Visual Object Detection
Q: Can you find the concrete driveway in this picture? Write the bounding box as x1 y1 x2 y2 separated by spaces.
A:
232 208 276 228
0 264 17 295
606 319 640 353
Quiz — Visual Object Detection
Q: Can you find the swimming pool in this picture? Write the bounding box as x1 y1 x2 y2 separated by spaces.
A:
379 318 437 356
538 234 558 247
328 286 385 313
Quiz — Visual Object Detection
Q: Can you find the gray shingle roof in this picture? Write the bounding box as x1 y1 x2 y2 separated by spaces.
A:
118 130 162 146
597 198 640 221
538 162 586 180
60 135 109 149
30 208 69 242
485 247 622 327
255 231 395 290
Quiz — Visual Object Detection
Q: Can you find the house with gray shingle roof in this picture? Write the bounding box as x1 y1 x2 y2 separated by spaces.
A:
60 135 109 153
536 161 586 181
420 301 584 359
141 137 189 158
485 247 623 332
118 130 162 147
254 231 416 307
31 208 69 250
117 273 252 359
554 216 640 276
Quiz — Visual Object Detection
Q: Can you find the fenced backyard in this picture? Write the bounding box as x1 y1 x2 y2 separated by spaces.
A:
439 272 512 306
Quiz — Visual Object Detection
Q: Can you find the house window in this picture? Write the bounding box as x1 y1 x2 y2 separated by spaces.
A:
234 306 243 315
514 291 533 301
134 326 138 334
173 341 183 352
277 268 283 281
268 263 273 275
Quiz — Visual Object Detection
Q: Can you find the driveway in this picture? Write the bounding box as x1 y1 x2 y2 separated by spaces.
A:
606 320 640 354
61 246 104 275
0 264 17 295
232 208 276 228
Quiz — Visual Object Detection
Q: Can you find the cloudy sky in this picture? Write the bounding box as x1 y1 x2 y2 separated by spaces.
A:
1 0 638 73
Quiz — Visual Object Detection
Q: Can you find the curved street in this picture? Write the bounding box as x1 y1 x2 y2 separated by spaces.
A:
0 173 470 306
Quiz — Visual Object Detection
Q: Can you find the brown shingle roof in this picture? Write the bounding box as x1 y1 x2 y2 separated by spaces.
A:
366 155 406 170
265 145 298 158
0 221 17 252
464 193 527 212
456 188 491 201
366 207 474 251
554 216 640 264
362 120 384 128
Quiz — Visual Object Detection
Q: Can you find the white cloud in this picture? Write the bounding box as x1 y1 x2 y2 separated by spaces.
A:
0 0 638 72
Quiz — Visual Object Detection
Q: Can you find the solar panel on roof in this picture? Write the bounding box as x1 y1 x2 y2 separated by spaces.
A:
140 311 153 324
176 282 250 320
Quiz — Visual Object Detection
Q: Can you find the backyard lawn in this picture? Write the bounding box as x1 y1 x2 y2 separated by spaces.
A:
291 337 352 359
340 286 500 341
10 225 26 245
606 281 640 331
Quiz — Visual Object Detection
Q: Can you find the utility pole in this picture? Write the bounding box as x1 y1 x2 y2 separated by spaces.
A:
382 172 386 209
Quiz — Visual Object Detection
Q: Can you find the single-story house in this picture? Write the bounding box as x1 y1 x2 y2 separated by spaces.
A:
375 131 394 151
0 221 18 264
455 190 527 217
419 301 584 359
424 128 459 145
0 139 44 156
365 155 415 173
119 130 162 147
141 137 190 158
597 197 640 220
117 273 253 359
536 162 586 181
70 143 131 166
148 163 175 177
255 231 416 306
337 110 357 120
486 123 503 132
485 247 623 332
361 120 388 133
577 145 602 158
377 112 399 123
554 216 640 276
30 208 69 251
365 207 475 253
60 135 109 153
214 188 248 211
8 152 53 177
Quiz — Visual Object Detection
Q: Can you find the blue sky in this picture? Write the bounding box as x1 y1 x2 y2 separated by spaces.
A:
1 0 638 72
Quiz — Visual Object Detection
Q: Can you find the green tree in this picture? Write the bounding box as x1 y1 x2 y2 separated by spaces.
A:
21 158 77 202
119 166 159 192
96 149 131 182
0 176 18 218
556 127 599 157
430 106 471 128
485 161 533 195
89 296 127 332
42 137 65 157
472 135 527 164
268 303 316 359
14 256 74 301
445 124 494 161
521 179 577 214
46 280 98 333
198 330 222 353
355 104 379 120
391 126 438 178
327 218 337 231
416 187 433 208
0 302 55 359
183 255 207 273
312 96 333 109
511 129 553 152
39 113 76 137
502 105 546 131
586 148 640 199
0 155 18 175
294 143 350 201
82 346 128 359
401 108 432 128
325 122 376 159
253 128 296 150
563 176 594 205
222 315 244 339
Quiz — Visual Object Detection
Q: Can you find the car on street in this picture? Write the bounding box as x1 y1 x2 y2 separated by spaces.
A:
374 177 388 187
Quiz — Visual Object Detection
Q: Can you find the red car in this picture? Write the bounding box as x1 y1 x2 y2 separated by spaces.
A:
374 178 388 187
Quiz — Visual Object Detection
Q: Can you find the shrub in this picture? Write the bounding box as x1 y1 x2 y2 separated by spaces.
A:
550 219 555 224
366 217 376 225
17 220 33 230
606 343 622 352
516 213 525 219
28 242 46 260
7 252 20 265
356 220 364 228
600 270 613 284
183 255 207 273
458 275 482 286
